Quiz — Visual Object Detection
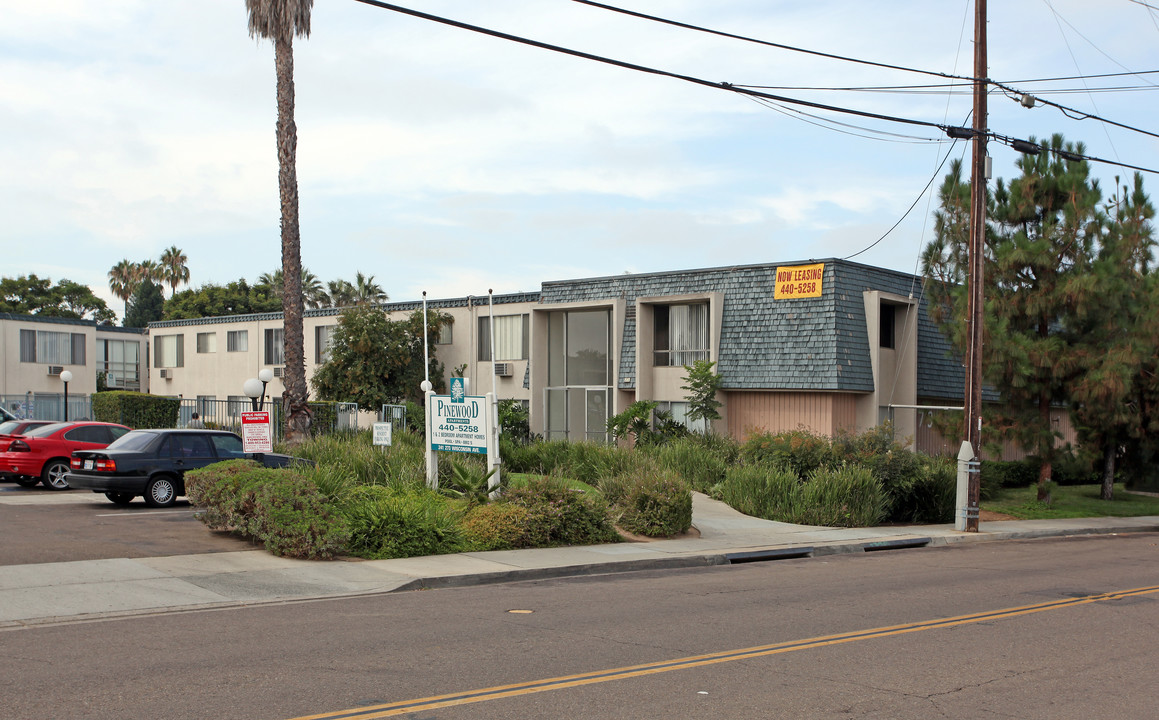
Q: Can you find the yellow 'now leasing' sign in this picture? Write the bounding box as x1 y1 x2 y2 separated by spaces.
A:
774 263 825 299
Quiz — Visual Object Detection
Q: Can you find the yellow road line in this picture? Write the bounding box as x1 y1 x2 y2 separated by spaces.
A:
288 584 1159 720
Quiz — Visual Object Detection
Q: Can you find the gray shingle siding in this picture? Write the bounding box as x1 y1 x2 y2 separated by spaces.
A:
540 259 965 397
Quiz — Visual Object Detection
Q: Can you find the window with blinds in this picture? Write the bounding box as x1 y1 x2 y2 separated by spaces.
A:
478 314 529 361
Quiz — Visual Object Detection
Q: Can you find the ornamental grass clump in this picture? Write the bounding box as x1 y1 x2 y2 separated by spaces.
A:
340 486 466 560
504 475 619 547
600 468 692 537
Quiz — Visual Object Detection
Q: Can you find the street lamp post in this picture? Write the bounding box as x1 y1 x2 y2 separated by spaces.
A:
244 369 276 412
257 368 274 411
60 370 73 421
243 378 264 411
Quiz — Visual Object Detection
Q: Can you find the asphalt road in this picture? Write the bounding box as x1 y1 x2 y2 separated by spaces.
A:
0 485 256 564
5 532 1157 719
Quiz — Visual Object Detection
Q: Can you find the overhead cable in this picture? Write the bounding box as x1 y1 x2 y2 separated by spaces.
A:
351 0 950 133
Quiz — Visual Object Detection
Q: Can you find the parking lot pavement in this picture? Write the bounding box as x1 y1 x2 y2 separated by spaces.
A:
0 486 257 566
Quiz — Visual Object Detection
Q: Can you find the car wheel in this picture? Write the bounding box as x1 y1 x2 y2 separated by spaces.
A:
105 492 135 506
144 476 178 508
40 460 72 490
15 476 40 488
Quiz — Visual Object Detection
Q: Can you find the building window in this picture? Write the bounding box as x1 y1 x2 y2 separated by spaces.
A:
19 330 85 365
196 332 217 354
227 330 248 352
545 309 611 443
656 401 708 435
315 325 335 364
436 321 453 345
880 304 896 349
97 339 141 390
264 328 284 365
196 395 216 417
478 315 529 361
227 395 248 418
154 334 185 369
654 303 709 367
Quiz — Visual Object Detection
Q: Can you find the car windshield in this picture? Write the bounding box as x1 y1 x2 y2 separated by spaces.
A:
24 422 70 438
107 431 161 452
0 421 22 435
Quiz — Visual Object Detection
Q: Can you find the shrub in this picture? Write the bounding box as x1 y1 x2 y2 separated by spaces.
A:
91 391 180 429
651 436 728 493
441 461 499 505
187 460 348 559
717 464 800 520
505 475 619 547
460 503 534 551
500 438 571 475
340 486 465 559
601 469 692 537
904 455 957 524
795 465 887 528
186 460 269 533
252 475 350 559
740 429 838 476
560 441 638 484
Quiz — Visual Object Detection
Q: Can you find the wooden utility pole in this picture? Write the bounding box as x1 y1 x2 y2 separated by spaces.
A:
963 0 987 532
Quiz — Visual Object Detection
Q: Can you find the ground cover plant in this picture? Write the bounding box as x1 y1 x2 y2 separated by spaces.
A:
982 482 1159 519
188 422 991 560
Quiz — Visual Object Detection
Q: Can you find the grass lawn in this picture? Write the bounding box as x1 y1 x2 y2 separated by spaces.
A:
983 483 1159 520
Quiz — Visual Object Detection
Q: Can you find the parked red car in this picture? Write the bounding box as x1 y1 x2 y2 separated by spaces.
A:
0 421 132 490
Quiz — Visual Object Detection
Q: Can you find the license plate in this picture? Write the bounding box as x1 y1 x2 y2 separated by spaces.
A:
84 459 93 470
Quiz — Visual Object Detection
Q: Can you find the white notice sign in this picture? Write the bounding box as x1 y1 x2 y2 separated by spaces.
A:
428 394 488 454
240 411 272 453
373 422 393 446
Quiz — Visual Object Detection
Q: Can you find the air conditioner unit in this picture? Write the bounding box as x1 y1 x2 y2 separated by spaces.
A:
273 367 284 378
493 362 513 377
159 369 172 380
46 366 64 376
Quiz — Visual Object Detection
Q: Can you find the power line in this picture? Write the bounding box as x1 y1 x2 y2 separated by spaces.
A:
574 0 1159 141
843 141 961 260
570 0 978 83
351 0 950 133
350 1 1159 175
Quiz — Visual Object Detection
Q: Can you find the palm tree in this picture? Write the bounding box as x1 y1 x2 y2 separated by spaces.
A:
108 260 137 303
134 260 162 287
245 0 314 442
256 266 325 307
353 272 388 305
159 246 190 297
323 278 356 308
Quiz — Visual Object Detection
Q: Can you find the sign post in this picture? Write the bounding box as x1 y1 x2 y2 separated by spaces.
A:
240 411 272 459
426 378 501 493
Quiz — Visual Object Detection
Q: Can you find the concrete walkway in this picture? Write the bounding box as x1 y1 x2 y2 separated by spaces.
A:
3 493 1157 629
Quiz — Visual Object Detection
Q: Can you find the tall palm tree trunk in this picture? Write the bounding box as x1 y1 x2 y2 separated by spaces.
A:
275 34 310 442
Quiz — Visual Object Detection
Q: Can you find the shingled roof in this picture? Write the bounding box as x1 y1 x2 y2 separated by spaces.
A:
538 259 964 400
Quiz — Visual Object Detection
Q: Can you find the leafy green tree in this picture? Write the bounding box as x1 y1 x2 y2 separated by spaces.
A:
1067 174 1155 498
246 0 314 442
681 359 723 431
0 274 115 324
123 279 165 328
163 279 281 320
924 135 1104 500
311 306 449 411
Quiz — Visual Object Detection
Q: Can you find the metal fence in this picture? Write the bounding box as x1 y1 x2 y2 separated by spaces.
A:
380 404 408 432
0 393 92 422
1 392 358 440
178 398 361 440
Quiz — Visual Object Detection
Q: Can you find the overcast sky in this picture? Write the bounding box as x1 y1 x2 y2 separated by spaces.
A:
3 0 1157 320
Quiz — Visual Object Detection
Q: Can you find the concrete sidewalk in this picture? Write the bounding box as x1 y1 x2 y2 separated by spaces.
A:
3 493 1157 629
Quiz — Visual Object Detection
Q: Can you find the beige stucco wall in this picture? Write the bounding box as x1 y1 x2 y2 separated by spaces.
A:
0 316 147 397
